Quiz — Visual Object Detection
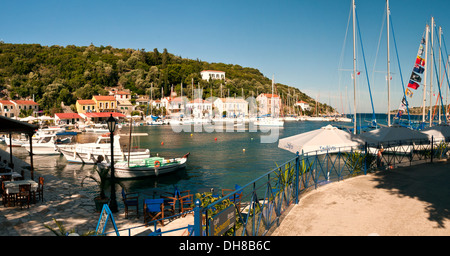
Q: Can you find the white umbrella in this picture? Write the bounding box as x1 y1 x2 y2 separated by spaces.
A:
20 116 37 122
278 125 364 155
420 125 450 142
358 125 429 145
38 116 53 120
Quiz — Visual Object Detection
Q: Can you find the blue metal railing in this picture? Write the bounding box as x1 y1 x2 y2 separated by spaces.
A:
100 136 449 236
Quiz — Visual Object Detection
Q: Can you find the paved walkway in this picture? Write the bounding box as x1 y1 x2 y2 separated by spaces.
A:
0 170 193 236
272 160 450 236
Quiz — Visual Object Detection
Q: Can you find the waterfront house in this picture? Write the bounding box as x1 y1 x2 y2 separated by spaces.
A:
186 99 213 118
117 100 134 116
256 93 281 117
111 90 131 101
214 98 249 118
0 100 15 118
76 100 96 114
167 97 185 114
200 70 225 81
294 100 311 111
54 113 83 125
80 112 125 123
12 100 39 117
92 95 117 112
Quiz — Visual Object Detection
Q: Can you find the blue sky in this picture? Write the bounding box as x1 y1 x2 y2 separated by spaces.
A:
2 0 450 113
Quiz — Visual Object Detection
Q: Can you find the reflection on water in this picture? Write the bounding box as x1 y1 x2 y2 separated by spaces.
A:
1 120 337 199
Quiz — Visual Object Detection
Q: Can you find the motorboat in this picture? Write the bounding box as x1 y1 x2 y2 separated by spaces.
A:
22 132 77 155
57 133 150 164
101 153 190 179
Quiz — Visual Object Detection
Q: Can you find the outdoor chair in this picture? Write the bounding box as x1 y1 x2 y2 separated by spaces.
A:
143 198 165 226
36 177 44 202
179 194 194 216
1 182 15 207
17 184 31 209
121 188 139 219
161 195 177 216
222 184 243 209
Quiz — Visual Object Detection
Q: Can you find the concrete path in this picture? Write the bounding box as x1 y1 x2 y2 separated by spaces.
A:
272 160 450 236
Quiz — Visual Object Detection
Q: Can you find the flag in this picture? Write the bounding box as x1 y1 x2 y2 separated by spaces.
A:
417 45 424 56
407 80 420 90
410 72 422 83
415 56 425 66
405 88 413 97
413 64 424 74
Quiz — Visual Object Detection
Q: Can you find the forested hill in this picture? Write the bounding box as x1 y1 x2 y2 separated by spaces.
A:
0 43 334 114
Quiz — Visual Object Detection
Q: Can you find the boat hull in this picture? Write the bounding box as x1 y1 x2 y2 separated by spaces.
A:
110 154 190 179
58 146 150 164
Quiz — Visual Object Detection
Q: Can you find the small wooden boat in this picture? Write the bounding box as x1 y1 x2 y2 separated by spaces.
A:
101 153 190 179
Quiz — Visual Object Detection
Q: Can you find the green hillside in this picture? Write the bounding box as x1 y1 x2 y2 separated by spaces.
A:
0 42 334 115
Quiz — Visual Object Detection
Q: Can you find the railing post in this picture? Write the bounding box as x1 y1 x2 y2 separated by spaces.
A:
295 152 300 204
431 136 434 163
193 199 202 236
364 142 368 175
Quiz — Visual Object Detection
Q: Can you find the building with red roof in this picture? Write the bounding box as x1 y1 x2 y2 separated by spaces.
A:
54 113 82 125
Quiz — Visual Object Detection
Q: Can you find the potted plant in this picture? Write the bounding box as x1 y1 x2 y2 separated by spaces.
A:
81 165 110 212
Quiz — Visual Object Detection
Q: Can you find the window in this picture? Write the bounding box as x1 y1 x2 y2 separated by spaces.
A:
83 106 86 110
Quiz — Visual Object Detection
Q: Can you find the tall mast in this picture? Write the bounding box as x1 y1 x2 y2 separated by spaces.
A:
422 25 429 123
439 26 442 124
352 0 357 134
430 16 434 127
386 0 391 127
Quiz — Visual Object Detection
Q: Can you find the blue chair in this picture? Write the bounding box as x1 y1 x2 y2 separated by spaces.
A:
121 188 139 219
144 198 165 226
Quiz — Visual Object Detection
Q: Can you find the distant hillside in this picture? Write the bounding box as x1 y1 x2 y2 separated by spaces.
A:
0 42 334 115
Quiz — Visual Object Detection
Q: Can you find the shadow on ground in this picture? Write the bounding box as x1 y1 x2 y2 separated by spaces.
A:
372 161 450 228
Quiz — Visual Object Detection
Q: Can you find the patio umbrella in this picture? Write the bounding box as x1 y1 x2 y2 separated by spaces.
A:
278 124 364 155
20 116 37 122
420 125 450 142
358 125 429 145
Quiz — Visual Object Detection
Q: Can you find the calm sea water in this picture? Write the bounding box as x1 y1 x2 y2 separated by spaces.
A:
2 113 403 200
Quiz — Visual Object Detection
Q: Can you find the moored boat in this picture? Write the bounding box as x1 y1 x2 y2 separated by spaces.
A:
102 153 190 178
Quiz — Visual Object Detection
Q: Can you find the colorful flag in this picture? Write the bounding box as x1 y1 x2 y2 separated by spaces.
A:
413 64 424 74
407 80 420 90
415 56 425 66
405 88 413 97
410 72 422 83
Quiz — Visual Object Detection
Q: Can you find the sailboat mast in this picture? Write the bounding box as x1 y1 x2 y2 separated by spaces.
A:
439 26 442 124
352 0 357 134
430 16 434 127
422 25 429 123
386 0 391 127
272 75 275 117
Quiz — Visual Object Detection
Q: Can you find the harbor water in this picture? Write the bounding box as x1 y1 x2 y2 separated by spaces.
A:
0 113 408 203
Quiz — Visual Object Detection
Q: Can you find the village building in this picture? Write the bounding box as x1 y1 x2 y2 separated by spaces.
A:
214 98 248 118
200 70 225 81
75 100 96 114
256 93 281 116
294 100 311 111
0 100 15 118
0 100 40 118
186 99 213 118
54 113 83 125
117 100 134 116
92 95 117 113
79 112 125 123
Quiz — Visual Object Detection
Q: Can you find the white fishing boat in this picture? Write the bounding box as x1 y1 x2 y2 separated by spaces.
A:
22 132 76 155
105 153 190 178
5 134 28 147
57 134 150 164
253 118 284 127
85 124 109 133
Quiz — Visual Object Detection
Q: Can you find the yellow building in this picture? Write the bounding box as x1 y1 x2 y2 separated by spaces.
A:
92 95 117 112
76 100 96 114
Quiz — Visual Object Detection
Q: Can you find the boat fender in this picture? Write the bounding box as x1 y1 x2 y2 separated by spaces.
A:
154 160 161 168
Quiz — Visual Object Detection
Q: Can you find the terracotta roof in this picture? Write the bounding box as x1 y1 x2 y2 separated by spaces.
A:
55 113 82 119
12 100 39 105
261 93 280 98
82 112 125 118
0 100 14 105
115 91 130 95
93 95 116 101
77 100 96 105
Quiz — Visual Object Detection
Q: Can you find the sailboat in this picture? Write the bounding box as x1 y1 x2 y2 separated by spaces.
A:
254 75 284 127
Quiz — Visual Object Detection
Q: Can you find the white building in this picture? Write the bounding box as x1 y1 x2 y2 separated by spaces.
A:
200 70 225 81
256 93 281 116
214 98 248 118
186 99 213 118
294 100 311 111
